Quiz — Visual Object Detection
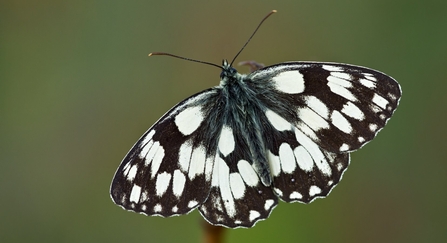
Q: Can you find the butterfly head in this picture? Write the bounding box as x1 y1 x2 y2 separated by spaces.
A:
220 59 242 85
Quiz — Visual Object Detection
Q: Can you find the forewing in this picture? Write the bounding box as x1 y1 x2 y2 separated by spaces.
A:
110 88 222 217
248 62 401 153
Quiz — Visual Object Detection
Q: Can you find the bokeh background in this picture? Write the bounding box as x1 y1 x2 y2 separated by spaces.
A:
2 0 446 242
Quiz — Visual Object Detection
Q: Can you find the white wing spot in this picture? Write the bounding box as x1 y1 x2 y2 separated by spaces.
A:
297 107 330 131
141 205 147 211
358 136 365 143
294 146 314 172
144 141 160 166
218 125 235 157
359 78 376 89
296 122 319 141
328 180 334 186
337 163 344 171
249 210 261 222
339 143 350 152
273 188 283 197
305 96 329 119
363 73 377 82
139 140 154 160
372 93 389 110
178 141 193 172
139 130 156 158
264 199 275 211
141 130 155 146
140 191 148 202
129 185 142 203
322 65 344 72
188 200 198 208
294 128 332 176
380 114 387 120
212 194 223 212
122 162 131 174
229 173 246 199
327 80 357 102
369 123 378 132
328 75 352 88
188 145 206 180
369 104 381 114
290 191 303 200
155 172 172 197
200 206 208 215
388 92 398 101
127 164 138 182
331 71 352 82
172 169 186 197
267 151 281 177
204 156 215 182
279 143 297 174
172 206 178 213
216 157 236 217
272 71 305 94
331 111 353 134
237 160 259 186
341 101 365 121
154 204 162 213
174 106 204 136
309 185 322 196
150 145 165 178
265 109 292 131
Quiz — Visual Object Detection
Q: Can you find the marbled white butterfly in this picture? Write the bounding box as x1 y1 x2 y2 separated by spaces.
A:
110 10 401 228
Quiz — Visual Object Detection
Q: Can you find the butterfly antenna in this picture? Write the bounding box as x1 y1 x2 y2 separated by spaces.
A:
230 10 277 66
149 52 222 69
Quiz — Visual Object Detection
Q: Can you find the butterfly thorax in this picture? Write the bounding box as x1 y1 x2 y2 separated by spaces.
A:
215 59 273 186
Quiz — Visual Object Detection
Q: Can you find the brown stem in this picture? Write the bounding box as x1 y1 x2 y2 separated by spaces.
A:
202 219 226 243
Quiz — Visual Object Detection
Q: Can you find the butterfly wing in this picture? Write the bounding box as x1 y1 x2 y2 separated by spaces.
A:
110 88 223 217
242 62 400 203
198 123 279 228
248 62 401 153
263 121 350 203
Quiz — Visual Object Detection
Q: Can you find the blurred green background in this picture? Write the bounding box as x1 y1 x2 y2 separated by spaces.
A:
2 0 446 242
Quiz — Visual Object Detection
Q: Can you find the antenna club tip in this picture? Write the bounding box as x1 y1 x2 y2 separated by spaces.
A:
272 10 277 13
148 53 153 56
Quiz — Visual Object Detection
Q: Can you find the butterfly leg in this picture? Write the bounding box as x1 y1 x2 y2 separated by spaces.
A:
238 60 265 72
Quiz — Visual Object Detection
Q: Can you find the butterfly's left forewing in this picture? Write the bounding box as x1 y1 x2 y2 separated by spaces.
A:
110 88 222 217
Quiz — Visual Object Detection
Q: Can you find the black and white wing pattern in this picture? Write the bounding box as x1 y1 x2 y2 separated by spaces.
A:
110 88 221 217
110 60 401 228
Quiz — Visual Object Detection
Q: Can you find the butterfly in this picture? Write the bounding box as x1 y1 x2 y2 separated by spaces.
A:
110 10 401 228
